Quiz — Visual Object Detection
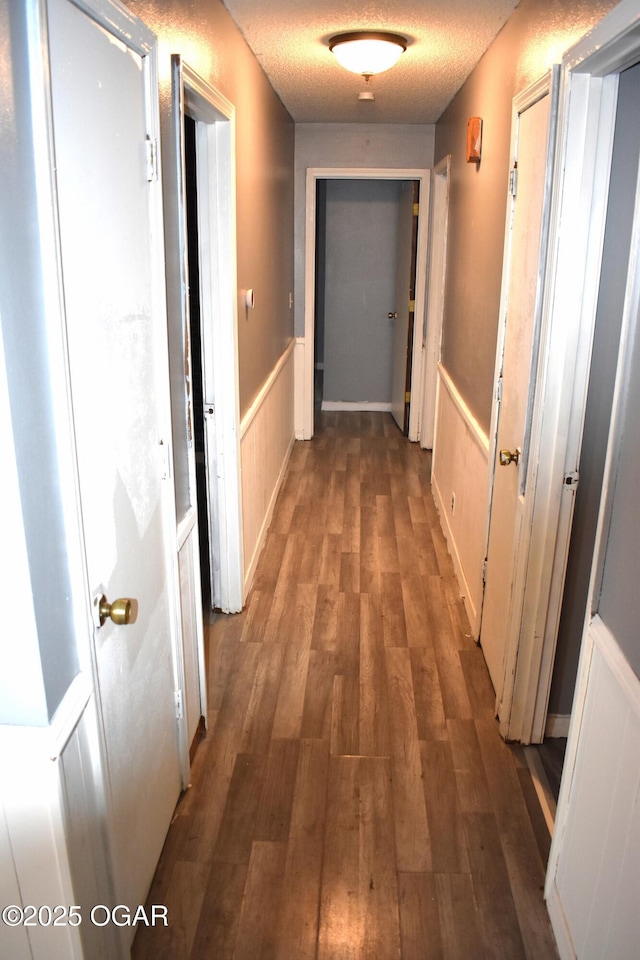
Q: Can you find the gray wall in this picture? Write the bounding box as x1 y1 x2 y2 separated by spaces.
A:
295 123 435 340
434 0 618 433
128 0 295 418
550 62 640 713
322 179 402 404
1 1 81 724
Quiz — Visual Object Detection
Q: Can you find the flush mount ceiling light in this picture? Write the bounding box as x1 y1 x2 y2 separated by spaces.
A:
329 31 407 79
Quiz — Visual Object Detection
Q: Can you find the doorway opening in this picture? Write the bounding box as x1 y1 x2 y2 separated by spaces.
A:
302 167 430 442
313 177 419 435
184 114 211 607
176 60 244 615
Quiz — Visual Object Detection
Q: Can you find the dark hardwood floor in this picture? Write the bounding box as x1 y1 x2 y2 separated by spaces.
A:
133 411 558 960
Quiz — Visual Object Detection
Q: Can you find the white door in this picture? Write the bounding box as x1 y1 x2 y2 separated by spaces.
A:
391 181 418 433
173 60 244 614
480 88 552 702
48 0 183 915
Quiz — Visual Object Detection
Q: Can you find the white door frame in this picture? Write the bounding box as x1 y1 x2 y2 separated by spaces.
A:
546 5 640 949
302 167 430 440
172 58 244 614
421 155 451 450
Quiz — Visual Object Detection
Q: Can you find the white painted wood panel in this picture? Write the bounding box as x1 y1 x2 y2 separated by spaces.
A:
58 702 121 959
0 724 84 960
548 617 640 960
177 519 206 747
431 364 490 637
241 343 296 592
0 797 31 960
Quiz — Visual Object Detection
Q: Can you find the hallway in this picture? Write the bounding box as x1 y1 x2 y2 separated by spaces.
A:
132 411 558 959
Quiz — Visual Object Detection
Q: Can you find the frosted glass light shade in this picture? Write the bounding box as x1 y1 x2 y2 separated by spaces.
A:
329 32 406 77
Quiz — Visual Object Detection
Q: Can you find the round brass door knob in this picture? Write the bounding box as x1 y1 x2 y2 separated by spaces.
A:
98 595 133 626
499 448 521 466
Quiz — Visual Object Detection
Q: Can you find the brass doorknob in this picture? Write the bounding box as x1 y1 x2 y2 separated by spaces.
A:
499 448 521 466
98 595 133 626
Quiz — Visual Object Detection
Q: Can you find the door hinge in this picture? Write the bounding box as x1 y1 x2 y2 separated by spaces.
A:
174 689 184 720
405 391 411 404
408 299 416 313
413 202 419 217
482 558 488 585
563 470 580 489
146 137 158 182
495 376 503 402
509 164 518 197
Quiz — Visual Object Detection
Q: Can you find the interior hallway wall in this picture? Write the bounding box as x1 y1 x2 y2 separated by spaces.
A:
126 0 295 418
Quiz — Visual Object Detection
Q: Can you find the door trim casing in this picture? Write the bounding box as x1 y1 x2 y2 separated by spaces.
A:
172 57 244 613
421 155 451 451
302 167 430 441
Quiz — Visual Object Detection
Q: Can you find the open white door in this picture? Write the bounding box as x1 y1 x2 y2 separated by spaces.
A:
173 59 244 614
390 181 419 434
480 73 558 715
48 0 184 922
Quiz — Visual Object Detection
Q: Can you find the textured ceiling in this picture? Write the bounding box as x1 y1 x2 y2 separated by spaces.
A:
223 0 521 123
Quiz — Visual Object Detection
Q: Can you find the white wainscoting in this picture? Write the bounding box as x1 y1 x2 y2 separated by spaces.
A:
546 616 640 960
0 699 105 960
294 337 313 440
241 341 296 593
431 364 490 637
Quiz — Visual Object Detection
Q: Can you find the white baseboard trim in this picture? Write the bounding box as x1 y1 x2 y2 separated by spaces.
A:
523 745 556 836
545 714 571 738
321 401 392 412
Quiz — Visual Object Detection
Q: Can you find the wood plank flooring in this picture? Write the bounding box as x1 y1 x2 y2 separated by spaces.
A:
133 411 558 960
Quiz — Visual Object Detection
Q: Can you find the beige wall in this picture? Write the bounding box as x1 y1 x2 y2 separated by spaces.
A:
126 0 295 415
434 0 618 432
